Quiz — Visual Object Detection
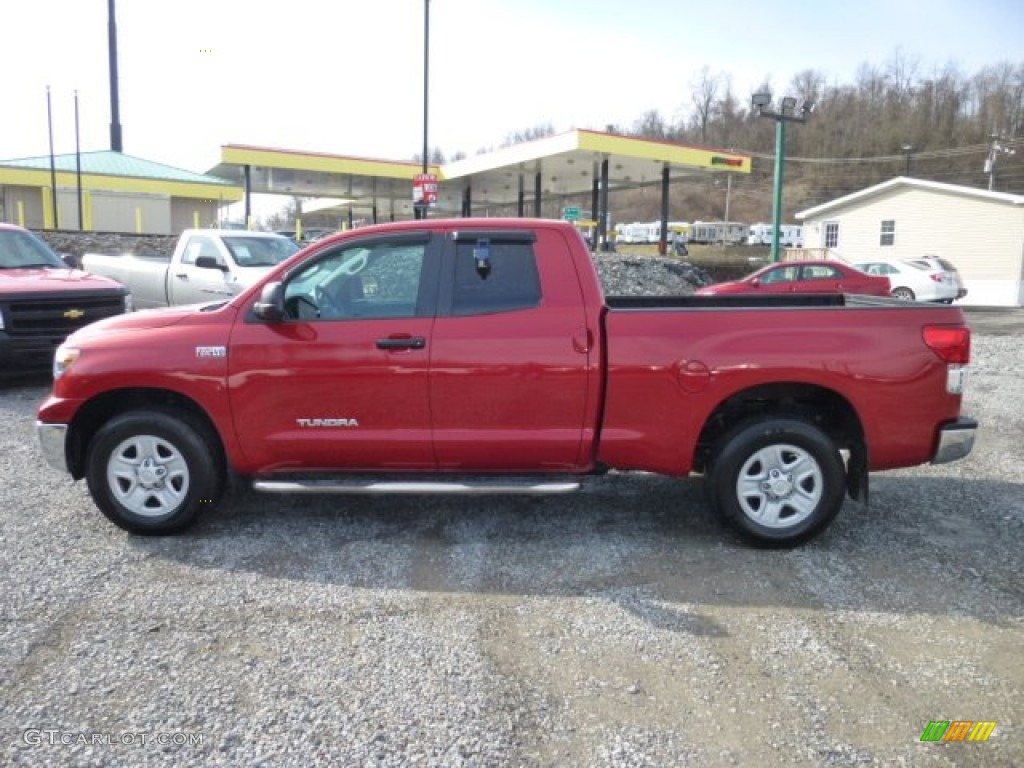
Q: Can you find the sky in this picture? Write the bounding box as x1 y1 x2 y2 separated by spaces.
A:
3 0 1023 177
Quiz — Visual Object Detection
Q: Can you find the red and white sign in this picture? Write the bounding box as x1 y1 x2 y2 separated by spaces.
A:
413 173 439 205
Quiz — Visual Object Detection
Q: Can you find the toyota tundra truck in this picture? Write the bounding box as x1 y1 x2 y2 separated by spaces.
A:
36 218 976 546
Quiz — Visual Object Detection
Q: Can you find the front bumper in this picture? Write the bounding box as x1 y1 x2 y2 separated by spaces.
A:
37 422 70 473
931 417 978 464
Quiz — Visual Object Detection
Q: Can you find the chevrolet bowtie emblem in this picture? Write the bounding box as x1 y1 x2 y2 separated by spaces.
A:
63 309 85 320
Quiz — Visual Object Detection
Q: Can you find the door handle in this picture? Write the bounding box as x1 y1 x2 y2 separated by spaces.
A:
376 336 426 350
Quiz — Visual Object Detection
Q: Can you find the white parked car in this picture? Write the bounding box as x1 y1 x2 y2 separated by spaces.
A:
905 255 967 300
853 258 959 303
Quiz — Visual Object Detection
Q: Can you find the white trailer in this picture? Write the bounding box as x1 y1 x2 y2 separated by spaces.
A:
746 223 804 247
691 221 746 245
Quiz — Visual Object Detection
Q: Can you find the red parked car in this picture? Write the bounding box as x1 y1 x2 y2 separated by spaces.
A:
696 260 892 297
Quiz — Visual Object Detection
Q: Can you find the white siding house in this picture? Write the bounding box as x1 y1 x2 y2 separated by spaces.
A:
796 177 1024 306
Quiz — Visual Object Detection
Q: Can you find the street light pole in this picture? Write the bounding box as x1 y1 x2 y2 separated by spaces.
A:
752 93 813 262
417 0 430 220
770 119 785 262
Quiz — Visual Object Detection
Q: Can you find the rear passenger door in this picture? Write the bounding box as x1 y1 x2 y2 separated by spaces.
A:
429 228 593 471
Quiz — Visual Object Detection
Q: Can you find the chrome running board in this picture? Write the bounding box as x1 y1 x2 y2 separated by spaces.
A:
252 476 581 495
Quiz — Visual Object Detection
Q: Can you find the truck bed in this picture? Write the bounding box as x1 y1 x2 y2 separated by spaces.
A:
82 251 171 308
598 294 968 476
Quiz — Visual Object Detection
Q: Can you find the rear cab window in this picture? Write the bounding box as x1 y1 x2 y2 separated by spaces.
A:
443 230 541 316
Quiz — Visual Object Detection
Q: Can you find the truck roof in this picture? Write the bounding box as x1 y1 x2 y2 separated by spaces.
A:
315 217 576 239
180 229 293 238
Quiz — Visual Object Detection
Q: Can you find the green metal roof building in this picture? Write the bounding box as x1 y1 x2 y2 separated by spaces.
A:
0 150 242 234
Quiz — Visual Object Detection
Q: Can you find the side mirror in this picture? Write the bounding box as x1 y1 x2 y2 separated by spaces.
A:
750 277 761 287
253 282 286 323
195 255 228 271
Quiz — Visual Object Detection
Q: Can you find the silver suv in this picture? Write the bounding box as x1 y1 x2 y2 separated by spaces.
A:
907 256 967 301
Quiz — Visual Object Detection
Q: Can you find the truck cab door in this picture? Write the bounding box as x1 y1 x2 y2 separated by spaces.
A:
428 228 597 471
227 232 441 472
171 235 236 305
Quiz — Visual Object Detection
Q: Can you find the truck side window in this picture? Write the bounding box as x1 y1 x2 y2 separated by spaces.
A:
451 241 541 316
181 236 222 267
283 241 427 321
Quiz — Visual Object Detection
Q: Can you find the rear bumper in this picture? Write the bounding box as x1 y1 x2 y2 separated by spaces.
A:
37 422 70 473
931 417 977 464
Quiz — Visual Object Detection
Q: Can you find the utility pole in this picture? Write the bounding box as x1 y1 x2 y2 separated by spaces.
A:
47 86 59 230
108 0 123 152
723 172 733 224
415 0 430 220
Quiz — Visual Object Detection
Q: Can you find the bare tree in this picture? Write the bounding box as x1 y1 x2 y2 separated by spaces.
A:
631 109 669 140
501 122 556 147
690 66 723 143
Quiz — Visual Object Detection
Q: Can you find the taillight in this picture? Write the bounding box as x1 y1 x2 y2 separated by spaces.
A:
923 325 970 364
929 273 943 283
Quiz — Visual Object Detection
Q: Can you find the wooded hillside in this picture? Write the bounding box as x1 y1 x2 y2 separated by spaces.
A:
482 55 1024 225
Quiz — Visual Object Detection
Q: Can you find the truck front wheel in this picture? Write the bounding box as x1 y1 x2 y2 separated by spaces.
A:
707 417 845 547
86 410 223 534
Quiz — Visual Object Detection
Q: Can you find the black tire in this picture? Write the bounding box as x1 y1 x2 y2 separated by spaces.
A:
891 286 915 301
86 409 223 534
707 417 845 547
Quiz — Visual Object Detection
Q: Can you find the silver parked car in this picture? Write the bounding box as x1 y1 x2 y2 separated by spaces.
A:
854 258 960 303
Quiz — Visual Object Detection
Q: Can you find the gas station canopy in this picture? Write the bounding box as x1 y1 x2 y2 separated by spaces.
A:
206 129 751 226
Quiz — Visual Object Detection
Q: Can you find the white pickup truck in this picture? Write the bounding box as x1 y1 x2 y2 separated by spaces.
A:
82 230 300 309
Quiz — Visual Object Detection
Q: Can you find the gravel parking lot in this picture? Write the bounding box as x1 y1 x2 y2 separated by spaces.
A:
1 307 1021 767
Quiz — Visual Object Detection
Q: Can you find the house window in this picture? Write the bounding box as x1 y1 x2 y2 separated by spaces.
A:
880 219 895 246
824 221 840 249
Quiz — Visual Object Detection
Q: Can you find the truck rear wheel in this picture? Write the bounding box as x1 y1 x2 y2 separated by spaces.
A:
707 417 845 547
86 410 223 534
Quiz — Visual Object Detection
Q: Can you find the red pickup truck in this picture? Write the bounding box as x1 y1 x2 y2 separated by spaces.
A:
36 218 976 546
1 223 129 374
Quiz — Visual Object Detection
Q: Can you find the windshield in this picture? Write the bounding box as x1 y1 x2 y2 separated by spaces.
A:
223 236 300 268
0 229 66 269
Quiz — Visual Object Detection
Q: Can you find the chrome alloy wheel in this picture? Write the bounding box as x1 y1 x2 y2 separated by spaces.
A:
106 435 190 517
735 443 824 528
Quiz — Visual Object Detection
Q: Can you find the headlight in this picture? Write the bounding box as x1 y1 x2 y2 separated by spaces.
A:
0 310 5 331
53 345 81 380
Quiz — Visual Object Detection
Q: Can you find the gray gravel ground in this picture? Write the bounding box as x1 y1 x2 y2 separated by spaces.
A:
1 298 1021 767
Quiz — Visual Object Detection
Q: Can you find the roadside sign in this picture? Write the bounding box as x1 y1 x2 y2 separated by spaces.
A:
413 174 439 205
563 206 582 221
